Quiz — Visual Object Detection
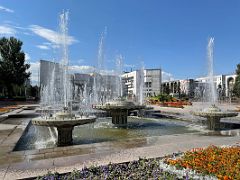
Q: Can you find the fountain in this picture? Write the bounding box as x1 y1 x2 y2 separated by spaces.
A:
115 54 123 98
138 61 145 105
93 97 145 125
32 11 96 146
193 38 238 130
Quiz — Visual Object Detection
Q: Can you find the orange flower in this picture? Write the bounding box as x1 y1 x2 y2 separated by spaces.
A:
166 146 240 179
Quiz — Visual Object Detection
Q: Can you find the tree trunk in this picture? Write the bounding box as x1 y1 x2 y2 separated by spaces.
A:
6 84 13 98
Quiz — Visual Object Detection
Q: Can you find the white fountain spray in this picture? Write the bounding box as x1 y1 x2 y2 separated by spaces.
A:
207 37 217 105
49 66 55 107
139 61 145 105
59 10 71 108
97 28 107 73
116 54 123 97
93 28 107 104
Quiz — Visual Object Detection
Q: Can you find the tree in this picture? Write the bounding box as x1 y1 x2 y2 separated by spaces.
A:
233 64 240 97
0 37 30 97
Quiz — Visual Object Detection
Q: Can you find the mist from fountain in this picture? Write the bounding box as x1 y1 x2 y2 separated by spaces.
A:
92 28 107 104
207 37 217 105
39 11 72 112
116 54 123 97
138 62 145 105
59 11 72 108
39 64 57 115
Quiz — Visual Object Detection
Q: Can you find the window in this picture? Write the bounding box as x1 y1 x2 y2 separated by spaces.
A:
145 82 152 87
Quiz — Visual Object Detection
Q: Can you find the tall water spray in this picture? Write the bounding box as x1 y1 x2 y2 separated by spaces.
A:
39 65 55 109
39 11 72 110
139 62 145 105
116 55 123 97
93 28 107 104
59 11 71 108
207 37 217 104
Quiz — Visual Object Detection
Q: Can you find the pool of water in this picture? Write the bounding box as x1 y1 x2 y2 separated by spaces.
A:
14 117 198 151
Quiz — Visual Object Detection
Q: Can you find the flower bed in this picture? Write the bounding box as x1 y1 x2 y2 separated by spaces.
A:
0 108 10 114
166 145 240 180
164 102 184 108
37 146 239 180
37 158 189 180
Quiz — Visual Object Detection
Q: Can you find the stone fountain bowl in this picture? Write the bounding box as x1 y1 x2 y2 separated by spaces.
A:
94 98 145 110
192 105 238 118
193 111 238 118
32 116 96 127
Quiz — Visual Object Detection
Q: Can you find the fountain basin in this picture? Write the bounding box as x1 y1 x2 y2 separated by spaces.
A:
16 117 199 151
192 105 238 130
32 115 96 146
32 116 96 127
93 98 145 125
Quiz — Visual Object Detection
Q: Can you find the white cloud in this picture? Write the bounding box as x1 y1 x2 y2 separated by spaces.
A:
24 53 39 85
29 25 77 47
0 25 16 35
25 53 30 61
36 45 50 50
0 6 14 13
100 69 115 75
69 65 115 75
28 62 40 85
162 71 174 82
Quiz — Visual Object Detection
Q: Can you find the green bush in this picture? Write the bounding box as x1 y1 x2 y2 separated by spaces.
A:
154 93 173 102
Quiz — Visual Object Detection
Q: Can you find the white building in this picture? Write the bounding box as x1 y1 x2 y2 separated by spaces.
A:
122 69 162 99
40 60 61 87
161 74 237 99
195 74 237 97
179 79 195 97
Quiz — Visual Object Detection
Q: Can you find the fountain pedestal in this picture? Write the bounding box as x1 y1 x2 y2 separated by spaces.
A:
193 105 238 130
57 126 74 146
111 110 128 125
206 117 221 130
32 112 96 146
93 98 145 125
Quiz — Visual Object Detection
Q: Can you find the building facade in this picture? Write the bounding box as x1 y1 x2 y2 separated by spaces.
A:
122 69 162 99
162 74 237 99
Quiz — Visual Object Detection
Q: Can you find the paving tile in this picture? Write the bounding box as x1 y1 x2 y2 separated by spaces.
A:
24 149 40 156
53 146 73 152
0 156 21 166
10 150 25 156
8 158 54 171
38 148 54 154
53 154 94 168
44 151 64 159
0 146 13 156
0 164 9 180
26 154 45 161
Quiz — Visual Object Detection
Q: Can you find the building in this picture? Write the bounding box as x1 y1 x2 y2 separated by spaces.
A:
162 74 237 99
224 74 237 97
179 79 195 97
162 80 180 96
122 69 162 99
195 74 237 97
40 60 61 87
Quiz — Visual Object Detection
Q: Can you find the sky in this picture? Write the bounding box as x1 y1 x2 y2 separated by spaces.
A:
0 0 240 84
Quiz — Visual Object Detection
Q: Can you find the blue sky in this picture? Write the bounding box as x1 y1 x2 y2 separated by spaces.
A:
0 0 240 84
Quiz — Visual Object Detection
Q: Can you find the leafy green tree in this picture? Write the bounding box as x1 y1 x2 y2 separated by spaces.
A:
233 64 240 97
0 37 30 97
